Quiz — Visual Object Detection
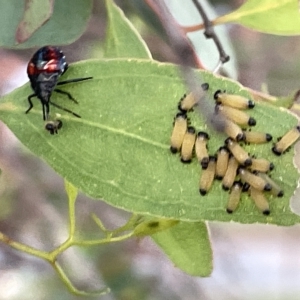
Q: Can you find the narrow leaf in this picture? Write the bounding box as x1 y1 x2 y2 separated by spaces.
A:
0 0 92 48
152 221 213 276
214 0 300 35
15 0 54 44
0 59 299 226
104 0 152 59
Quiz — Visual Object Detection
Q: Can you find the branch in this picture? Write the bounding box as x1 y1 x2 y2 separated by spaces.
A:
145 0 202 68
191 0 230 70
144 0 226 132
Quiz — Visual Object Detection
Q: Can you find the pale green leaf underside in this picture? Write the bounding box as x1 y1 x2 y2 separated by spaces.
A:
0 59 299 225
215 0 300 36
0 0 92 48
152 221 212 276
15 0 53 43
104 0 152 59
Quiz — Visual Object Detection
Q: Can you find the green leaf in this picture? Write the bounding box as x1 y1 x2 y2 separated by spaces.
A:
128 0 166 39
0 0 92 48
64 180 78 203
133 218 179 237
104 0 152 59
152 221 212 276
0 59 299 226
214 0 300 36
15 0 54 44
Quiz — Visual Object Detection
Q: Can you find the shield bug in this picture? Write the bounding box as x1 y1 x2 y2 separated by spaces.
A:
26 46 92 121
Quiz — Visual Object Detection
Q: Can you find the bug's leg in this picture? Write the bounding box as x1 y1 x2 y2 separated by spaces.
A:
44 103 50 121
54 88 78 103
57 77 93 86
49 101 81 118
42 105 45 121
25 94 36 114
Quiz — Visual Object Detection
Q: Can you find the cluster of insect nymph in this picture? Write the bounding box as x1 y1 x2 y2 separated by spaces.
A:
170 83 300 215
26 46 92 134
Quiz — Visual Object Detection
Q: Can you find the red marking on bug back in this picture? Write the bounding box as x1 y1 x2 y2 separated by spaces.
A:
27 46 66 76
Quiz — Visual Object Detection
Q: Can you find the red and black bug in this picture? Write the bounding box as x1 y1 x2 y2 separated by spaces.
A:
26 46 92 121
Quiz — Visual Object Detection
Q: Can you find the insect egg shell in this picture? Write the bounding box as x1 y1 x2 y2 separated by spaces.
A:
170 112 188 154
215 146 230 180
216 104 256 126
178 92 197 112
244 131 273 144
226 181 243 213
272 125 300 156
225 138 252 167
250 187 270 215
223 118 245 142
238 167 272 192
214 90 255 109
199 156 216 196
222 155 239 191
195 131 210 169
180 126 196 163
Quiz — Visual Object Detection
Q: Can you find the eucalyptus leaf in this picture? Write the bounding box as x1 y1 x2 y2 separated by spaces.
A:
0 59 299 226
214 0 300 36
15 0 54 44
0 0 92 48
104 0 152 59
152 221 212 276
103 1 213 278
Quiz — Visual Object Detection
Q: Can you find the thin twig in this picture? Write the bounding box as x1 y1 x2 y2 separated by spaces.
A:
181 23 204 33
145 0 226 132
53 261 110 296
145 0 202 68
191 0 230 69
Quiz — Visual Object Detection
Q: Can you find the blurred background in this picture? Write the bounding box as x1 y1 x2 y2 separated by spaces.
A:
1 0 300 299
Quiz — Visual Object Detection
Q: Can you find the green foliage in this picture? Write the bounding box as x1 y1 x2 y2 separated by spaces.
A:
104 0 152 59
15 0 54 44
215 0 300 35
0 0 92 48
153 221 213 276
1 0 300 294
103 0 213 277
0 59 299 226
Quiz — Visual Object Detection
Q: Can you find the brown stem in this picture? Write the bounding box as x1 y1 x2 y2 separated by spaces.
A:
191 0 230 64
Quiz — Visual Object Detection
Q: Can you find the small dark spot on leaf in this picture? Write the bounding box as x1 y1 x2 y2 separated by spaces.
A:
147 221 160 228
